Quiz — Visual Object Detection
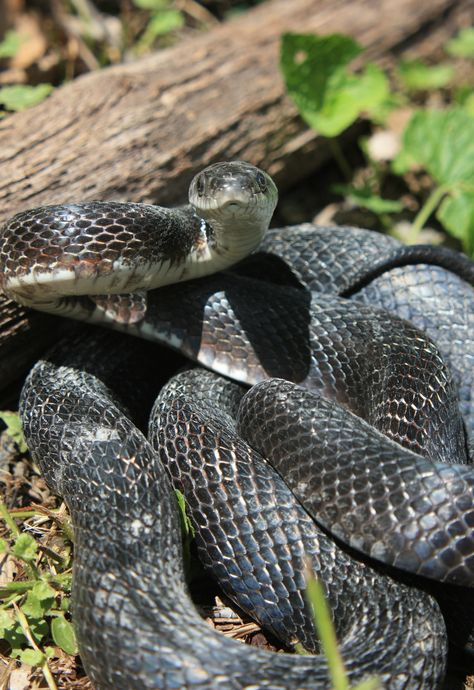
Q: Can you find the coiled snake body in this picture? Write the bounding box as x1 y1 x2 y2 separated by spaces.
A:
2 161 474 688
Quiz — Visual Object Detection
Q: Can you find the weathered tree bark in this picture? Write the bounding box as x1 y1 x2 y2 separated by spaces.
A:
0 0 472 393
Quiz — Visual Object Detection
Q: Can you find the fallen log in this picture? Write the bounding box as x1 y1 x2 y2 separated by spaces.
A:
0 0 472 392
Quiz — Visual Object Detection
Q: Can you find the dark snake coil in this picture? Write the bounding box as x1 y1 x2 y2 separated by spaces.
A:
2 162 474 689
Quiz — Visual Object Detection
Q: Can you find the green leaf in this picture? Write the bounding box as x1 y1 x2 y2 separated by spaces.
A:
0 411 27 452
44 645 56 659
280 33 389 137
175 489 195 540
24 616 49 643
463 93 474 116
438 191 474 257
0 538 8 553
394 109 474 186
51 615 78 655
19 648 45 667
12 533 38 563
368 91 406 125
397 60 454 91
60 596 71 611
333 184 403 214
0 608 15 635
0 31 21 59
454 87 474 115
175 489 197 580
144 10 184 38
22 582 56 618
132 0 170 9
445 27 474 59
394 108 474 253
0 84 53 112
0 608 48 651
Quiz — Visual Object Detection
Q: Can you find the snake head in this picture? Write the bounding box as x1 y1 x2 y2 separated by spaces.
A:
189 161 278 228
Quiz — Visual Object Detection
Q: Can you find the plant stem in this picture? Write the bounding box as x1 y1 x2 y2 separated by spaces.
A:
328 138 353 182
407 184 448 244
14 603 58 690
304 563 349 690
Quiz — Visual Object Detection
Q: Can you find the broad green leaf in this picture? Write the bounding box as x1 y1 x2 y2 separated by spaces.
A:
281 33 361 113
454 87 474 116
44 645 56 659
437 191 474 257
0 609 47 651
24 616 48 643
144 10 184 38
0 538 8 553
445 27 474 59
463 93 474 116
12 533 38 562
0 84 53 112
0 609 15 635
0 31 21 59
19 648 45 667
51 615 78 655
397 60 454 91
280 33 389 137
22 582 56 618
0 411 27 452
333 184 403 214
394 109 474 186
60 596 71 611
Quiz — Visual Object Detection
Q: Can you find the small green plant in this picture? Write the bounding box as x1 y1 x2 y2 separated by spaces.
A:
280 32 389 180
445 27 474 59
175 488 196 574
132 0 184 53
280 28 474 256
0 84 53 115
396 60 454 92
300 564 383 690
394 108 474 254
0 30 22 59
0 500 75 689
0 410 28 453
280 32 390 139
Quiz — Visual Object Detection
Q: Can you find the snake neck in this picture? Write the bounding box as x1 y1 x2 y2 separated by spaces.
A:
189 211 267 279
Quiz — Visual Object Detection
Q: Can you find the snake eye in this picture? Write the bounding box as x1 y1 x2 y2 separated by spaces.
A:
256 171 267 193
196 175 205 196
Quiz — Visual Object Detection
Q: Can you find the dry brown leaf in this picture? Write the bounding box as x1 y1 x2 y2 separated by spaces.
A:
7 665 30 690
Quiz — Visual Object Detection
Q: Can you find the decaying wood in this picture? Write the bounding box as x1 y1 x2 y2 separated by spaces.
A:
0 0 472 392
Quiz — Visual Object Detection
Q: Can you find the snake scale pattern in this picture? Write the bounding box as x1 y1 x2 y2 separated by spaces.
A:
1 161 474 688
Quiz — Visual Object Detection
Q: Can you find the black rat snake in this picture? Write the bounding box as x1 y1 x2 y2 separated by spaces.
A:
2 161 474 688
